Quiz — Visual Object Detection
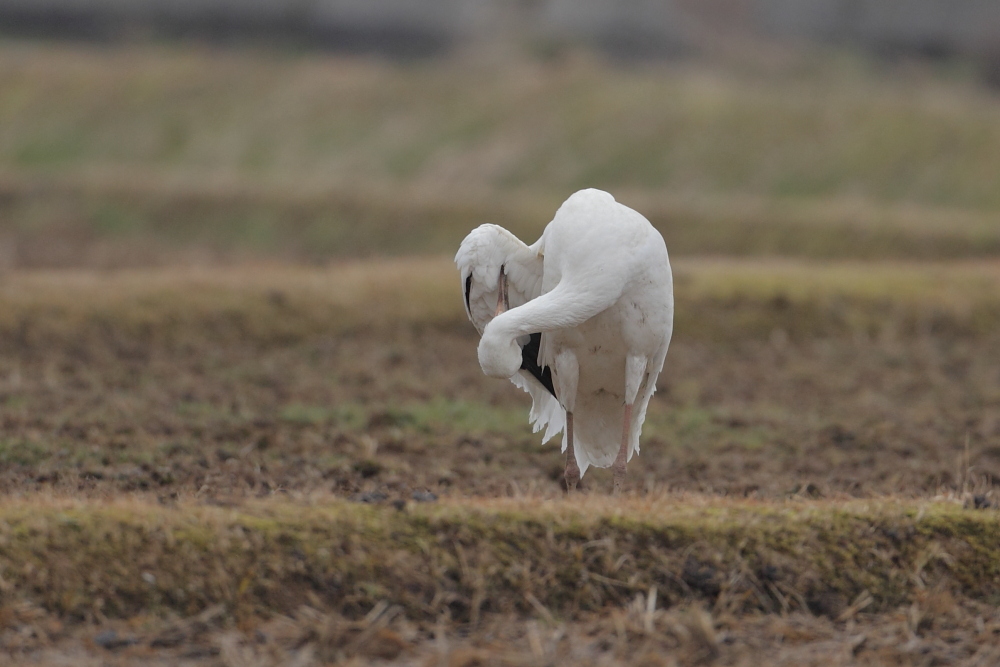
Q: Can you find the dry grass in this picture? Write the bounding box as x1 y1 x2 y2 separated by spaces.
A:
2 42 999 209
0 494 996 620
3 42 1000 267
5 257 1000 346
2 496 1000 666
6 170 1000 267
0 258 459 338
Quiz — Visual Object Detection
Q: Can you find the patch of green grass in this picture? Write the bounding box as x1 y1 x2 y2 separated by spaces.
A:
175 400 231 420
1 394 28 410
13 130 89 167
90 202 148 237
0 438 50 466
643 407 778 452
387 397 530 435
278 403 365 429
280 399 531 436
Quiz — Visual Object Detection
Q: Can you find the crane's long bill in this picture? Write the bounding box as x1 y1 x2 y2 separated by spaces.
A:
494 266 509 317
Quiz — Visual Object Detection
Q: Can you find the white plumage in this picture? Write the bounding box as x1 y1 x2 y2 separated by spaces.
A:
455 188 674 493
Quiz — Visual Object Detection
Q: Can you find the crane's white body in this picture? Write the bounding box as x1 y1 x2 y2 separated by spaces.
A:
455 189 673 478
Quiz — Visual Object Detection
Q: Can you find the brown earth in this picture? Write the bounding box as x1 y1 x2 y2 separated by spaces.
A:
2 265 1000 503
2 261 1000 665
6 592 1000 666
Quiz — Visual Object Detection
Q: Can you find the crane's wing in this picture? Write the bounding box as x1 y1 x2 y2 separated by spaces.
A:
455 224 563 443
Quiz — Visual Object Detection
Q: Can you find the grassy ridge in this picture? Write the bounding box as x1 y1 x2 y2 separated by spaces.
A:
5 259 1000 349
5 171 1000 265
1 497 996 621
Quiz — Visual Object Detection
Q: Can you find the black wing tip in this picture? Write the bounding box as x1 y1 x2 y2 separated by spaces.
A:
464 273 472 315
520 332 557 399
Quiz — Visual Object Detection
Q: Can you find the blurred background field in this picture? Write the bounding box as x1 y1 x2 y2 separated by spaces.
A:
2 38 1000 266
4 2 1000 665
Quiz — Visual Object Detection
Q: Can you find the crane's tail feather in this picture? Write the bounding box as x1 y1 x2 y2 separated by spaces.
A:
510 372 564 443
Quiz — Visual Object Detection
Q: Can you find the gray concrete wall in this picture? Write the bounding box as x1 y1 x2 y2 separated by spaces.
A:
0 0 998 59
756 0 1000 55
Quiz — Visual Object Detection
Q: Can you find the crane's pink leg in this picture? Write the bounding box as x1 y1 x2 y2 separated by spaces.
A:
564 411 580 491
612 403 633 495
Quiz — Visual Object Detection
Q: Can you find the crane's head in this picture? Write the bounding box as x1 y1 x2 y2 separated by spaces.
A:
455 224 527 322
477 319 521 379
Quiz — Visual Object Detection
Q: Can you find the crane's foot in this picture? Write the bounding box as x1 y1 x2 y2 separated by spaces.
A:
612 403 633 496
564 459 581 492
563 411 580 492
612 463 626 496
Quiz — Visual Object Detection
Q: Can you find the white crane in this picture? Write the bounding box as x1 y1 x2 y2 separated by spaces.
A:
455 189 673 494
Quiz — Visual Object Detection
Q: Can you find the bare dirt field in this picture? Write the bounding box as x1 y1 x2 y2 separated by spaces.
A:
2 259 1000 665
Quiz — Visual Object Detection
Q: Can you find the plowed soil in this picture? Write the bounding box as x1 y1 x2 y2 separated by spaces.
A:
2 260 1000 665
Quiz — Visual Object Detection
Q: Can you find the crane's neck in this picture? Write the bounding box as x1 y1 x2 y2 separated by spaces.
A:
489 278 620 340
479 279 617 379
